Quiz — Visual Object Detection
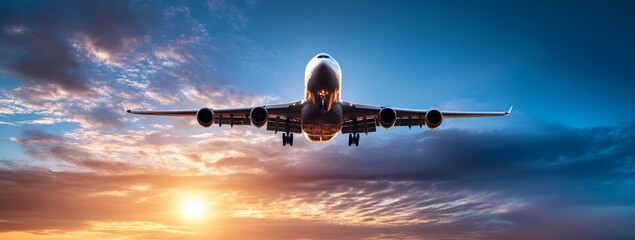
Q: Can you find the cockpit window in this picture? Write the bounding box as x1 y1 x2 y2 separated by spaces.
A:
317 55 330 59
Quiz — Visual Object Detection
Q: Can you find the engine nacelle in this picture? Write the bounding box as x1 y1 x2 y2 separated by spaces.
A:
196 108 215 128
250 106 268 128
378 108 397 129
425 109 443 129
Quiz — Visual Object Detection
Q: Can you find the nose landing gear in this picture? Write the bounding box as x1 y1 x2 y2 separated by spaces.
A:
319 98 327 111
282 133 294 146
348 133 360 146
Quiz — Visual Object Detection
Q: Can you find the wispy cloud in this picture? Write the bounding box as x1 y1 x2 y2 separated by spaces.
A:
205 0 248 31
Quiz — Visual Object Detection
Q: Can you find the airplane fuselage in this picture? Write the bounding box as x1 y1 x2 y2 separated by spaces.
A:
301 53 343 142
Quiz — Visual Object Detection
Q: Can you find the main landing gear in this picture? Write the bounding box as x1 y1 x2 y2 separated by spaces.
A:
348 133 360 146
282 133 294 146
281 117 293 146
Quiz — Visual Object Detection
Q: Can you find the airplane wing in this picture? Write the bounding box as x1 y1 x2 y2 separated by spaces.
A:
340 101 511 134
124 101 304 133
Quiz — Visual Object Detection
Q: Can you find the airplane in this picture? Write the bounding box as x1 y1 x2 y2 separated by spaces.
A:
125 53 511 146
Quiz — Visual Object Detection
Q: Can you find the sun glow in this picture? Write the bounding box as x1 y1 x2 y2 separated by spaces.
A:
181 197 207 220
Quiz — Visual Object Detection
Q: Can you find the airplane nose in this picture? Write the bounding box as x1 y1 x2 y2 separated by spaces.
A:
309 61 338 90
314 61 330 74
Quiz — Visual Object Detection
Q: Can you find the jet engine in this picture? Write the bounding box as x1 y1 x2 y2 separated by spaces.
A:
378 107 397 129
196 108 215 128
425 109 443 129
250 106 268 128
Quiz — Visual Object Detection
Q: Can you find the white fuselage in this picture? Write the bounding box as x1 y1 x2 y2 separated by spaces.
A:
301 53 343 142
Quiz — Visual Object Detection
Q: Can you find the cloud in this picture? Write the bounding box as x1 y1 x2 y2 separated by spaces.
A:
1 123 634 239
205 0 248 31
0 169 507 239
0 29 88 91
0 1 155 92
74 2 152 56
0 1 275 132
271 124 633 184
0 84 126 129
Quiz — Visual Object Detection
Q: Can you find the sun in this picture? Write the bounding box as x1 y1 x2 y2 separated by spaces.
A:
181 197 207 220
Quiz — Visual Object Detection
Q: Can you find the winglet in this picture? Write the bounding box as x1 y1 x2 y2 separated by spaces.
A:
505 106 513 116
122 102 131 113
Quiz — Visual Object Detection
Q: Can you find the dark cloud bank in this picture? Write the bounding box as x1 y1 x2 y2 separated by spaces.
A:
0 0 154 91
2 122 635 239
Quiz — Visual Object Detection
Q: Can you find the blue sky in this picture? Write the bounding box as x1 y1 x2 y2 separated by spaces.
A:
191 0 635 127
0 1 634 239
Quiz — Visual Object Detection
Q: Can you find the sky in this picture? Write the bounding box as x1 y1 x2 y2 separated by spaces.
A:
0 0 634 239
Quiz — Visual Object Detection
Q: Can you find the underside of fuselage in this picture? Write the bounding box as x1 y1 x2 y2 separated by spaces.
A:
301 102 343 142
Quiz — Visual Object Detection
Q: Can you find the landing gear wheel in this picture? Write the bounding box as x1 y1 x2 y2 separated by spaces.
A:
320 98 326 111
282 133 293 146
348 134 360 146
